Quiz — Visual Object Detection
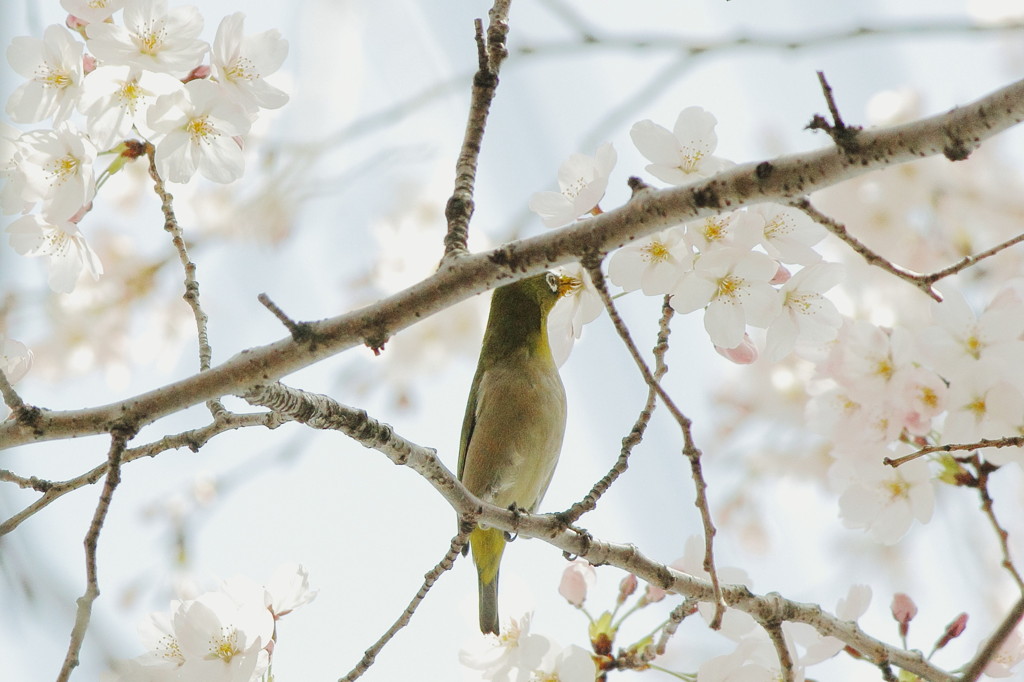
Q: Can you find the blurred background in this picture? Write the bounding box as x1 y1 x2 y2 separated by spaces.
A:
2 0 1023 679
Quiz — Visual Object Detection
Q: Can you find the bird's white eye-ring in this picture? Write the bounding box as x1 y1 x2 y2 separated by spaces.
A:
545 272 559 293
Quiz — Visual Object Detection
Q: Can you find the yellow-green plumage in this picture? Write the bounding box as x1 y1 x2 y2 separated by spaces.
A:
458 272 567 635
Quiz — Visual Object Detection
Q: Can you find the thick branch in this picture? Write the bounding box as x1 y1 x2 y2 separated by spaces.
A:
243 382 956 681
4 76 1024 450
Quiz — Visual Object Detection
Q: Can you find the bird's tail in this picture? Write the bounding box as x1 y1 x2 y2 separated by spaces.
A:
470 526 506 635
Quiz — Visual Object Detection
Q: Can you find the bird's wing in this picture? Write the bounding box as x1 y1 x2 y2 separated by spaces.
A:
457 365 485 480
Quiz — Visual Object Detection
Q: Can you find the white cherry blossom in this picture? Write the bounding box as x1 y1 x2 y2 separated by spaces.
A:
61 0 126 24
459 612 552 682
942 365 1024 443
5 24 84 124
607 226 692 295
831 449 934 545
749 203 826 264
630 106 732 185
764 262 843 362
78 65 184 150
16 124 96 221
671 247 781 348
530 644 596 682
86 0 208 78
147 78 251 183
7 213 103 293
548 264 603 366
528 142 616 228
212 12 289 113
684 210 762 253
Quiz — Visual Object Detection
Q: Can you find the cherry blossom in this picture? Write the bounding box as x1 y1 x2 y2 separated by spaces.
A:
698 635 805 682
86 0 208 78
607 226 692 295
16 124 97 221
831 449 934 545
0 121 30 215
78 65 184 150
172 593 270 682
548 264 603 366
630 106 732 185
459 612 552 682
790 584 871 665
264 562 318 618
764 262 843 362
530 643 596 682
981 627 1024 678
211 13 290 113
942 366 1024 443
528 142 616 228
894 366 948 436
61 0 126 24
8 213 103 293
684 210 762 253
671 247 781 348
919 285 1024 384
6 24 85 125
147 78 251 183
749 203 826 265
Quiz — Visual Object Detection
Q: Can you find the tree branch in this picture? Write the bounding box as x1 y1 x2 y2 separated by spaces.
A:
5 76 1024 451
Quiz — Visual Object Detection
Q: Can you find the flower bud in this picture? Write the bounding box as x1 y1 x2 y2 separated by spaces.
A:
558 559 596 608
715 334 758 364
934 612 968 651
617 574 638 604
890 592 917 638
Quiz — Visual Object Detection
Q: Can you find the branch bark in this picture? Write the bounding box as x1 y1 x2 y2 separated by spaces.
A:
4 76 1024 451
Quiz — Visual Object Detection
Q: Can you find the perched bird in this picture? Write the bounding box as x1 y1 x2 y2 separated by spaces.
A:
458 271 568 635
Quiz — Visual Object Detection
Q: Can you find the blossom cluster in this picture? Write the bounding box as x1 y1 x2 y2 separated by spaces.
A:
3 0 288 293
103 563 317 682
532 107 844 368
530 101 1024 552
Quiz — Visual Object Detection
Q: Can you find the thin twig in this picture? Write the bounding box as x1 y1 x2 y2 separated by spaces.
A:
339 527 471 681
584 261 727 630
559 296 674 524
0 368 25 411
654 599 698 656
55 430 129 682
442 1 513 257
972 458 1024 589
960 595 1024 682
884 435 1024 467
795 198 1024 300
146 144 225 418
0 412 284 537
762 620 796 682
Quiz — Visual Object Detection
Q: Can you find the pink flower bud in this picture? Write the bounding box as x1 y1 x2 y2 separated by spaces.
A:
715 334 758 364
890 592 917 638
82 54 97 74
935 612 968 651
558 559 596 608
183 64 212 83
617 574 638 604
770 263 792 285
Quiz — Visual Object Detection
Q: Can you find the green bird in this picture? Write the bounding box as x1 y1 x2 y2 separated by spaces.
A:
458 271 568 635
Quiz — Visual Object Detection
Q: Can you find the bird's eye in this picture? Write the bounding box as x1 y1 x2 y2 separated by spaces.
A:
545 272 559 293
